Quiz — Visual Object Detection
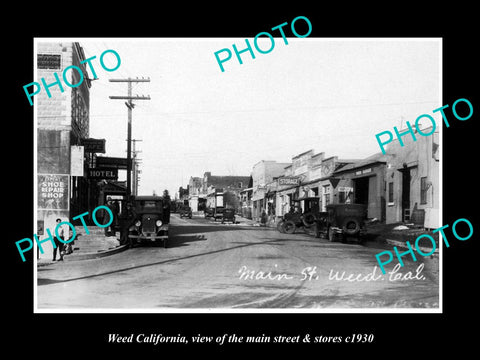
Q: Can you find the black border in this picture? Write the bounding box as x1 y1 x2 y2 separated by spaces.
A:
8 4 478 355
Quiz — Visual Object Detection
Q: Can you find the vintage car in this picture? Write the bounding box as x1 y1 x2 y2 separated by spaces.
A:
179 206 192 219
213 207 224 221
221 208 236 224
314 203 367 243
276 198 320 234
204 208 215 218
128 195 170 248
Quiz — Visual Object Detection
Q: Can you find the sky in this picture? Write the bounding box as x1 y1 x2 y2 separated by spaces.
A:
76 38 441 197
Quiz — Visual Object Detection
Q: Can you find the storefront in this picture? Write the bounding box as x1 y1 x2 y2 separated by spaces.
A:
275 176 300 218
331 153 387 221
384 128 439 228
240 187 253 219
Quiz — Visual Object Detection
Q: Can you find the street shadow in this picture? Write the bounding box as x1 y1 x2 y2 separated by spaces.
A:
169 224 262 236
132 234 208 249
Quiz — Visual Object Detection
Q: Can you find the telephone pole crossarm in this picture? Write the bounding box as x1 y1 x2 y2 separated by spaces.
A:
109 95 151 100
109 78 150 83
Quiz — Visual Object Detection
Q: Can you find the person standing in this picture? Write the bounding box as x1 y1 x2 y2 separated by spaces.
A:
113 200 120 228
53 218 65 261
119 201 137 246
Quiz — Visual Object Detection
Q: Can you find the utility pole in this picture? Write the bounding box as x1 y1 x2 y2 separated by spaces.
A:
109 78 150 197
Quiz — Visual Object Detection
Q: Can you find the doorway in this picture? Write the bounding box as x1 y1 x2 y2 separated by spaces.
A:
401 169 411 222
353 177 369 206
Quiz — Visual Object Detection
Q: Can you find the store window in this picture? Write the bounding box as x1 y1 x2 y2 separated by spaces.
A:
322 185 331 211
420 177 428 204
388 182 394 204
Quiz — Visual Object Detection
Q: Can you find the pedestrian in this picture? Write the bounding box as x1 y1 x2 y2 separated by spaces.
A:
52 218 65 261
113 200 120 227
260 209 267 226
119 201 136 246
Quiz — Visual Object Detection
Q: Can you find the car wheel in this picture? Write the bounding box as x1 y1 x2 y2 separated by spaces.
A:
284 220 296 234
302 212 316 228
342 217 361 236
276 220 285 233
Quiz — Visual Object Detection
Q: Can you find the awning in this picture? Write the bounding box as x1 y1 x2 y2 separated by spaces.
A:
252 189 266 201
277 187 297 196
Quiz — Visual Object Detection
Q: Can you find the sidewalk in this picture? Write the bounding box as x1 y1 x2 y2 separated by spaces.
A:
365 221 440 256
37 225 128 266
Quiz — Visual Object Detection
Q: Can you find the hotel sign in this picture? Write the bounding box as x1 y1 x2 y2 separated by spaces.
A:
88 167 118 180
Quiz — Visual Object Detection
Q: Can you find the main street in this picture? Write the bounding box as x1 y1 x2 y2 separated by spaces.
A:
37 214 439 310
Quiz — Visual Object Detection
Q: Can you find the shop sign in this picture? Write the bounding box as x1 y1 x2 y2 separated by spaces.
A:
70 145 84 176
294 164 308 176
355 168 372 176
37 174 69 210
96 156 130 170
278 177 300 186
82 138 106 153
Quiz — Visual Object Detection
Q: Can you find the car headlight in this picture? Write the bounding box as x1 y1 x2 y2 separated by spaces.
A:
135 220 141 227
156 220 163 227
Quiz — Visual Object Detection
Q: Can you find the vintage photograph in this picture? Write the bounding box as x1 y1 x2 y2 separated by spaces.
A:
33 37 441 312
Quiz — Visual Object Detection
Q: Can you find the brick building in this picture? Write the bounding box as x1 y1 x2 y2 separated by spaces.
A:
36 42 92 260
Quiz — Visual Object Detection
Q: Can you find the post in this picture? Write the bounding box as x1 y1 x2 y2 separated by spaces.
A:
109 77 150 198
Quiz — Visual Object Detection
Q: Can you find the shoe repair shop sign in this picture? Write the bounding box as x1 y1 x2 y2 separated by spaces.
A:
38 174 69 210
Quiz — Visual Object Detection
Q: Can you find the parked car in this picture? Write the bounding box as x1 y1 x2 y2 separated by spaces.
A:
314 203 367 243
221 208 236 224
179 206 192 219
204 208 215 218
277 208 303 234
276 198 319 234
213 207 224 221
128 195 170 248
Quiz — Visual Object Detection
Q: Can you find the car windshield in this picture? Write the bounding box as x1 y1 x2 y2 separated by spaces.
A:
136 200 163 212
